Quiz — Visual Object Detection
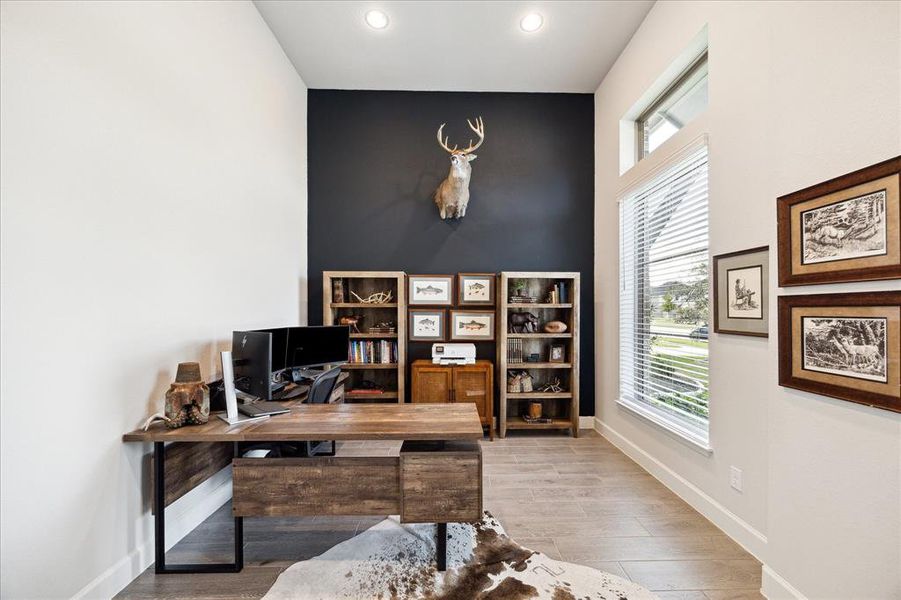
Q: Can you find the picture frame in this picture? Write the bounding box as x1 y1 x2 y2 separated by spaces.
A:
549 343 566 363
778 291 900 413
713 246 769 337
407 274 454 306
458 273 496 305
777 156 900 286
449 309 495 341
408 309 446 342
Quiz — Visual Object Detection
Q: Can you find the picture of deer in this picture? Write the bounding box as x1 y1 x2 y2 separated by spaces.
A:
802 316 888 383
433 116 485 219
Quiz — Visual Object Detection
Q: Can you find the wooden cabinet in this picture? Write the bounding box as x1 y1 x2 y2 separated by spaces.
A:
411 360 493 440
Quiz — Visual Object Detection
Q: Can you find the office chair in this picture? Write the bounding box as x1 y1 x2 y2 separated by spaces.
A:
303 365 342 456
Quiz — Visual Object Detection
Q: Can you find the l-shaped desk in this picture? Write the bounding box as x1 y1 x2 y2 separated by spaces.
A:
123 403 484 574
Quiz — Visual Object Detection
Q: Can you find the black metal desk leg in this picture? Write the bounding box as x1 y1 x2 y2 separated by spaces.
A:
436 523 447 571
153 441 244 574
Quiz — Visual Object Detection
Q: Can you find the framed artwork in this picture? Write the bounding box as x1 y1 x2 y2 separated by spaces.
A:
777 155 900 286
778 291 900 413
449 310 495 341
408 309 446 342
408 275 454 306
458 273 496 305
713 246 769 337
549 343 566 363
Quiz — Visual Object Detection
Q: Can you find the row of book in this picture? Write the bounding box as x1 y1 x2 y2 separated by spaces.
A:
547 281 569 304
507 338 524 363
348 340 398 364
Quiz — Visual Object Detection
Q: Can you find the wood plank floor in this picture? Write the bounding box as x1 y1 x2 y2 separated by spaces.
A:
116 430 762 599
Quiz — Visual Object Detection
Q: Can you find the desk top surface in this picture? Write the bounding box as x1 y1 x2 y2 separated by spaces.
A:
123 403 484 442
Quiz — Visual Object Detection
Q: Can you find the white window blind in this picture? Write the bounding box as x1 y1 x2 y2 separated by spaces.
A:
619 144 710 447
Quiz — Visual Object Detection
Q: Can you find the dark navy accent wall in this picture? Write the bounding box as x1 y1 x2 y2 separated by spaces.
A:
307 90 595 415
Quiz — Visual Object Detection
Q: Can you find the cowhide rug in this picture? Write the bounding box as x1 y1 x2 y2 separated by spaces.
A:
262 512 656 600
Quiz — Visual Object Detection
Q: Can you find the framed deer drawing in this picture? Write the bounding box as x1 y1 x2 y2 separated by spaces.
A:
433 117 485 219
778 291 900 413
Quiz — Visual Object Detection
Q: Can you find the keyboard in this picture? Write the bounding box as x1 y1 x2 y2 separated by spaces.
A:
237 402 290 418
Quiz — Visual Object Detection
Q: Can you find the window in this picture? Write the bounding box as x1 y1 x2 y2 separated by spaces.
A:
619 143 710 448
638 53 708 158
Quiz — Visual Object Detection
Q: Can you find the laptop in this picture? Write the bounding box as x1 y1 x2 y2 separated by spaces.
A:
238 401 290 418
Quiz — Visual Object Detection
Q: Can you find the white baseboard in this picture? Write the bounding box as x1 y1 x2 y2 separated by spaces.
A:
761 564 808 600
71 468 233 600
595 418 768 560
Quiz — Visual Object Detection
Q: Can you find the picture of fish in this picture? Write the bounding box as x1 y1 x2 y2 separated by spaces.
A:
409 276 454 305
417 285 443 295
459 274 494 304
468 282 486 292
460 319 487 330
410 309 446 340
419 318 436 329
450 311 495 341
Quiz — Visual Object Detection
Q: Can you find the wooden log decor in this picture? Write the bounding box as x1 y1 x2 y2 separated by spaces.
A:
152 441 232 513
231 457 401 517
399 440 482 523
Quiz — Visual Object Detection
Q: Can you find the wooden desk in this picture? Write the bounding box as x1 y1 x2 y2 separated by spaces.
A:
123 403 483 574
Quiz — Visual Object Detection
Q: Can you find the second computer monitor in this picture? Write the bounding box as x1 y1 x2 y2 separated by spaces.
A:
286 325 349 369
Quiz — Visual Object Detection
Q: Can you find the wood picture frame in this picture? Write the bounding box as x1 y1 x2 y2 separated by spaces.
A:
457 273 496 306
713 246 769 337
778 291 900 413
549 343 566 363
777 156 900 286
449 310 495 341
407 274 454 306
408 309 446 342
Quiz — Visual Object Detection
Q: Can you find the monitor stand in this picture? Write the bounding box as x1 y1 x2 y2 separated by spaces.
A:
218 412 269 426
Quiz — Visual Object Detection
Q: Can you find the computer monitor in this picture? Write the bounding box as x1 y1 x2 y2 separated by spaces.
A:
231 330 273 400
285 325 349 369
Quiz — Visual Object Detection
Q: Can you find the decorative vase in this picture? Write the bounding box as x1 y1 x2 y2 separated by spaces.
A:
164 362 210 429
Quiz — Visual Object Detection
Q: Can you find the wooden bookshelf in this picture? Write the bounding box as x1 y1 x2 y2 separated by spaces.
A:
498 272 580 438
323 271 406 403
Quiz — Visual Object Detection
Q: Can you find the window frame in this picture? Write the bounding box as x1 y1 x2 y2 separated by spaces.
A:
636 51 709 161
618 141 712 452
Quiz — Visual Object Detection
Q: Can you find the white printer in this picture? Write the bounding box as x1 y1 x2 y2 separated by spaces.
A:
432 343 476 365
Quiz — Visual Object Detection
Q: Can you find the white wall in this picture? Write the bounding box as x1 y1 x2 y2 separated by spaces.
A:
594 2 900 599
0 2 307 598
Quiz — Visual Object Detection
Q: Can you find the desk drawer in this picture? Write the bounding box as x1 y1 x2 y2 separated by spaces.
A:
232 456 400 517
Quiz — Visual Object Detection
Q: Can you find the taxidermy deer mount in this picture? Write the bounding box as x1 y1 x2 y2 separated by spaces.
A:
433 116 485 219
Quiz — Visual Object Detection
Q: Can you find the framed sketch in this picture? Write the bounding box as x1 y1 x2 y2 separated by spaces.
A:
409 309 446 342
408 275 454 306
458 273 496 305
778 291 900 413
713 246 769 337
777 156 900 286
549 343 566 363
449 310 495 341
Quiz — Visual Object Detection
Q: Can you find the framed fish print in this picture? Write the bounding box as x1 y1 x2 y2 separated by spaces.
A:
409 309 446 342
449 310 495 341
777 156 900 286
713 246 769 337
408 275 454 306
778 291 900 413
458 273 496 305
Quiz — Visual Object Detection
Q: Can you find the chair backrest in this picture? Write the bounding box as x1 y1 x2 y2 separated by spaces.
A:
307 366 342 405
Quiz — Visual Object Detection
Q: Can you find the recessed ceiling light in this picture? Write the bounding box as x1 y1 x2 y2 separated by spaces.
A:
520 13 543 33
365 9 389 30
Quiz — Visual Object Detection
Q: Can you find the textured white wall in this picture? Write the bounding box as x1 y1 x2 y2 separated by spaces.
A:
0 2 307 597
594 2 900 598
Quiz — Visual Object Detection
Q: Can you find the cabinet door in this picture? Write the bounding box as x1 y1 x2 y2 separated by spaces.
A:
411 366 452 403
452 365 490 419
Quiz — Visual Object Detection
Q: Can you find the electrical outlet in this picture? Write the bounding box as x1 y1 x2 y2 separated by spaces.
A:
730 466 743 492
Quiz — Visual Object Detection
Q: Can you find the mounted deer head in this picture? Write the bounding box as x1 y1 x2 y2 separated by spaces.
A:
433 117 485 219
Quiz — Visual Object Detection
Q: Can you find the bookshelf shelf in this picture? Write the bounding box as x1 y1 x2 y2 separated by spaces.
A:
323 271 406 403
498 272 580 438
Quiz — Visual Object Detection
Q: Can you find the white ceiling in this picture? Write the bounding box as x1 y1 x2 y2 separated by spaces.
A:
253 1 655 93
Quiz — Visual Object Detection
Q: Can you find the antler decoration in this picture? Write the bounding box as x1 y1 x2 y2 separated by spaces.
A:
436 116 485 155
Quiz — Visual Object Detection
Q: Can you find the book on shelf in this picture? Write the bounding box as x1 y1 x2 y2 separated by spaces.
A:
509 295 537 303
348 340 398 364
507 338 523 363
522 415 554 424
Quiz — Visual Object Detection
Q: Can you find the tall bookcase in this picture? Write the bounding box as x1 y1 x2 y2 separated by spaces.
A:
498 272 580 438
322 271 406 403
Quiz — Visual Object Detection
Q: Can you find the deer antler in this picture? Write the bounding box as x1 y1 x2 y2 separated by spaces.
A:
436 117 485 154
